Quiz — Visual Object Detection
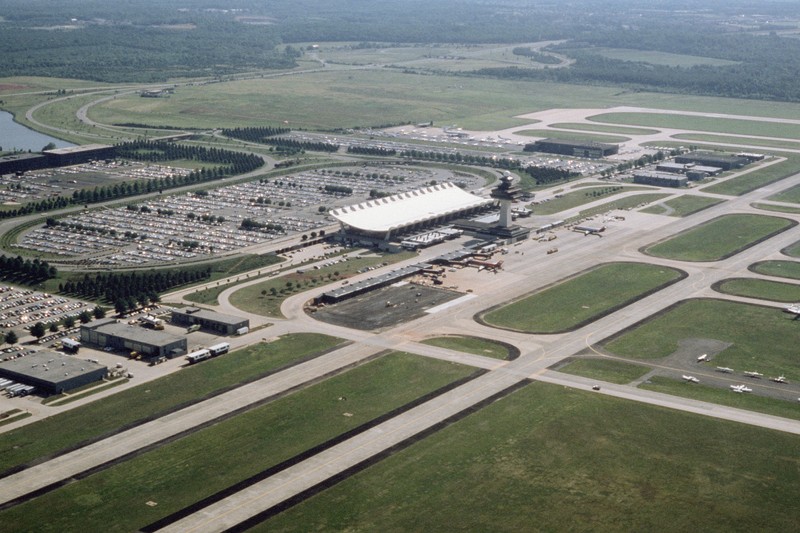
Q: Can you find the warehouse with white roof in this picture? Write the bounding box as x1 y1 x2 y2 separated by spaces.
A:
329 182 495 246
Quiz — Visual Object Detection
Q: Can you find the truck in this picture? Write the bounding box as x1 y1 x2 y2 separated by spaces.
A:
186 324 201 333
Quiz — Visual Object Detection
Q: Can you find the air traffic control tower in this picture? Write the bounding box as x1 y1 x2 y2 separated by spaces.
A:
488 172 530 242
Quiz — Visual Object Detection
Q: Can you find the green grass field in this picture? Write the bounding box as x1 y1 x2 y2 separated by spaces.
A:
603 299 799 380
673 133 800 151
257 382 800 533
0 333 344 473
750 260 800 280
481 262 684 333
531 186 645 215
703 156 800 196
590 48 740 67
644 214 794 261
640 376 800 421
640 195 724 217
785 240 800 258
548 122 659 135
0 353 477 532
556 358 651 384
421 335 513 360
714 278 800 303
572 192 669 220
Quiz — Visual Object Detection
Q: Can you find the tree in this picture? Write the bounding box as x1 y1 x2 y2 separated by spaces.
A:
79 310 93 323
64 315 76 328
30 322 46 339
49 322 59 333
93 306 106 319
5 330 18 345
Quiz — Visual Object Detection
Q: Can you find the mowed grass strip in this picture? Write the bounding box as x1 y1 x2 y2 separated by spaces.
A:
591 112 800 138
0 353 476 532
557 358 651 384
256 382 800 533
768 183 800 204
644 214 794 261
531 186 643 215
421 335 514 360
713 277 800 303
785 240 800 258
481 262 684 334
703 156 800 196
0 333 344 473
603 299 798 379
752 202 800 215
515 129 629 144
548 122 659 135
640 376 800 421
750 259 800 280
641 195 724 217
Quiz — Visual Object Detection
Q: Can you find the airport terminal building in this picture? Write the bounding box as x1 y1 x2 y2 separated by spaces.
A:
81 318 187 358
329 182 495 248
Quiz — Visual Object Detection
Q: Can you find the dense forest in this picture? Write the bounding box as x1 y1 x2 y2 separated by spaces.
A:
3 0 800 100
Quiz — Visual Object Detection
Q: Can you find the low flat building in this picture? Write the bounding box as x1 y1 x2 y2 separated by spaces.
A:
0 351 107 394
44 144 115 166
81 318 187 358
170 307 249 335
633 172 687 188
675 152 748 170
524 139 619 159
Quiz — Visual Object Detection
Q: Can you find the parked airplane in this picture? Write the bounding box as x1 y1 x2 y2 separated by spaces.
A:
744 371 763 378
771 375 788 384
682 375 699 383
730 384 752 393
697 353 708 362
716 367 734 373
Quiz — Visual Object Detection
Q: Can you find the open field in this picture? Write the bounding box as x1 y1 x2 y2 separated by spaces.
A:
228 251 416 318
704 156 800 196
0 333 344 473
643 214 795 262
257 382 800 533
589 48 740 67
556 358 651 384
531 186 646 215
480 262 684 334
603 299 799 380
548 122 659 135
421 335 515 360
639 195 723 217
713 278 800 303
750 260 800 280
0 353 477 532
591 112 800 138
785 240 800 258
752 202 800 215
578 192 670 219
515 129 629 144
641 376 800 421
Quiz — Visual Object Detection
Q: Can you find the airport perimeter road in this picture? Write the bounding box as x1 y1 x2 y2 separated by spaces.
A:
0 341 387 507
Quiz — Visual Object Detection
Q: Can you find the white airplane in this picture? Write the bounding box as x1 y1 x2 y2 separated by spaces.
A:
783 303 800 315
697 354 708 362
772 375 788 384
682 375 699 383
730 384 752 393
743 371 763 379
716 367 734 373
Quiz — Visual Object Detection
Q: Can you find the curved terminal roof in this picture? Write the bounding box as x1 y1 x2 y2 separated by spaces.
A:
330 182 493 233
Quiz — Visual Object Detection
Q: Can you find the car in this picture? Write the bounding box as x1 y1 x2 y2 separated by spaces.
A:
592 385 601 391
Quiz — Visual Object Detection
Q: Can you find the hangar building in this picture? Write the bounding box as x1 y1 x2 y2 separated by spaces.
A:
330 182 494 247
675 152 748 170
81 318 187 358
633 171 688 188
524 139 619 159
171 307 249 335
0 351 107 394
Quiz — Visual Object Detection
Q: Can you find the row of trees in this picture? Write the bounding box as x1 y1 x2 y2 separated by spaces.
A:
263 138 340 153
0 255 57 282
221 126 291 143
58 268 211 305
240 218 284 232
347 146 397 157
0 196 71 220
27 307 105 339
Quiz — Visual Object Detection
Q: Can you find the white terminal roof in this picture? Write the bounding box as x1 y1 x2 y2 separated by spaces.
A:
330 182 493 233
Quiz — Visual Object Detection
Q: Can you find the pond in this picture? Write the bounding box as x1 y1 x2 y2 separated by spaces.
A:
0 110 74 152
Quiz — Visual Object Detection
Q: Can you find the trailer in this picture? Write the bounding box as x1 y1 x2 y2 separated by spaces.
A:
185 349 212 364
207 342 230 357
6 384 25 397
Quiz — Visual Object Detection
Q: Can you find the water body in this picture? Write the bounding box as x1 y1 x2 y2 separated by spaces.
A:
0 110 74 152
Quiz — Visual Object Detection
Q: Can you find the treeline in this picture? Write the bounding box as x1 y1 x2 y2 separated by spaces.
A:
240 218 284 232
263 138 340 153
59 268 211 308
222 126 291 143
323 185 353 195
0 196 70 220
526 166 578 185
511 47 561 65
347 146 397 157
0 255 57 282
